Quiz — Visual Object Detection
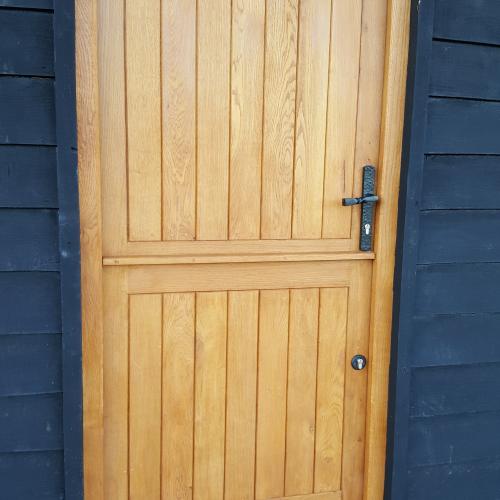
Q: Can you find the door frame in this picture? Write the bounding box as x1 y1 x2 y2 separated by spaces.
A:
75 1 411 498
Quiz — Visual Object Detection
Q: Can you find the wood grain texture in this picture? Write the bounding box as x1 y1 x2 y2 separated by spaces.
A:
197 0 230 240
269 493 342 500
225 291 259 500
193 292 227 500
128 261 353 295
322 0 362 239
117 238 359 257
104 250 373 266
103 268 128 500
126 0 162 241
314 288 348 493
76 0 104 497
99 0 128 255
351 0 388 251
229 0 265 239
255 290 289 500
162 293 195 500
129 294 162 499
162 0 196 241
292 0 331 239
285 288 319 496
260 0 298 239
364 1 411 498
86 2 399 498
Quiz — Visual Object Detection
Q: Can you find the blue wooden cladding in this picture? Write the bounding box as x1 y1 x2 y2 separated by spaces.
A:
386 0 500 498
0 9 54 76
0 1 82 498
0 146 58 208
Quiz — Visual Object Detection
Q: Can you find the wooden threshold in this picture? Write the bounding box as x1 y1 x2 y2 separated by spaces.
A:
103 251 374 266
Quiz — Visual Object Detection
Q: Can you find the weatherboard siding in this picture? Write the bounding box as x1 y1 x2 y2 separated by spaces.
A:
386 1 500 499
0 2 82 499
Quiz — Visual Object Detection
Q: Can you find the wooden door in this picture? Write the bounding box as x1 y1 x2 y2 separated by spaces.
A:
86 0 399 499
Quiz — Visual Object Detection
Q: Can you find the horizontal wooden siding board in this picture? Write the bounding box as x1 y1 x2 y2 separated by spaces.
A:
0 272 61 334
0 209 59 270
0 77 55 145
411 313 500 367
0 450 63 500
416 263 500 314
0 334 61 396
408 458 500 500
421 155 500 210
0 10 53 76
0 0 53 8
408 411 500 467
434 0 500 46
430 41 500 101
0 393 63 452
410 363 500 417
418 210 500 264
426 98 500 154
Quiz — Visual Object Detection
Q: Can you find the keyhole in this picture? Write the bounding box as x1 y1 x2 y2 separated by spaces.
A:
364 223 371 235
351 355 367 371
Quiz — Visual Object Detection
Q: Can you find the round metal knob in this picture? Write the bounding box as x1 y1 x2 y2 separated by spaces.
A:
351 354 367 371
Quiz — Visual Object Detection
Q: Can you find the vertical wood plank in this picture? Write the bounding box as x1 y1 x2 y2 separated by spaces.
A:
103 268 127 499
229 0 265 239
342 262 371 500
162 293 195 500
322 0 363 239
162 0 196 241
285 288 320 496
99 0 128 255
292 0 331 239
129 294 163 499
225 291 259 499
314 288 348 493
255 290 289 500
260 0 298 239
197 0 231 240
76 0 104 497
193 292 227 499
126 0 162 241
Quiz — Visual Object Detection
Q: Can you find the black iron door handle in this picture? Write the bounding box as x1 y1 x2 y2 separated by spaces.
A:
342 165 378 251
342 194 379 206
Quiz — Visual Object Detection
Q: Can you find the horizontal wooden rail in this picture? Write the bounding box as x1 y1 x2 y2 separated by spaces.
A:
103 251 374 266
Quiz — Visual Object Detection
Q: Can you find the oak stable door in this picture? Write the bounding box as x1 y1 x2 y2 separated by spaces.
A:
97 0 388 499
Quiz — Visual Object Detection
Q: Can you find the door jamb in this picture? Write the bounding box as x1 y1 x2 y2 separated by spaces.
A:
76 1 105 498
364 1 412 499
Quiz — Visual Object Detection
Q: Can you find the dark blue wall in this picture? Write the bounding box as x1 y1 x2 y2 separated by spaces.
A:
386 1 500 499
0 1 82 499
